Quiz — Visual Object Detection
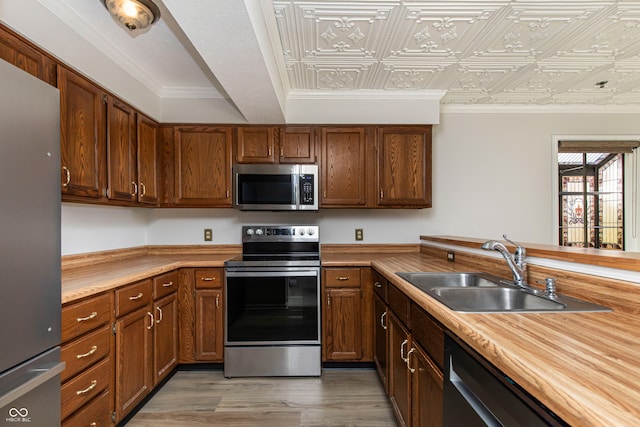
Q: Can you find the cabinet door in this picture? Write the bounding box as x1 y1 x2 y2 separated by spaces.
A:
0 25 56 85
236 126 277 163
377 126 432 208
374 294 388 391
153 293 178 385
115 305 152 423
195 289 223 361
174 126 232 206
323 288 363 361
389 312 411 427
137 114 160 205
106 97 137 202
280 127 316 164
410 344 443 427
58 66 106 199
320 127 367 207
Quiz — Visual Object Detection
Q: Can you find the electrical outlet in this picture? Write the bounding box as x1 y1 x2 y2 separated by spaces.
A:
204 228 213 242
355 228 364 241
447 251 455 262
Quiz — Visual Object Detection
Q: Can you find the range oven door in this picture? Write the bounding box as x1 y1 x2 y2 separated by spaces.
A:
225 268 321 346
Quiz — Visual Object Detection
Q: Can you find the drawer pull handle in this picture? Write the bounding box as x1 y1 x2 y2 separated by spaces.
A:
62 166 71 187
401 339 408 363
374 281 382 288
406 348 416 373
129 293 143 301
90 423 97 427
201 277 215 282
76 346 98 359
162 281 174 287
336 276 350 281
76 312 97 322
380 312 387 330
76 380 97 395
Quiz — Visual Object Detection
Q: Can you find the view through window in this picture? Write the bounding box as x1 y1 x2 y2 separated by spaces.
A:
558 140 639 250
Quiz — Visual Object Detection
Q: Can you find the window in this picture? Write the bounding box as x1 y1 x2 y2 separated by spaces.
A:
557 140 639 250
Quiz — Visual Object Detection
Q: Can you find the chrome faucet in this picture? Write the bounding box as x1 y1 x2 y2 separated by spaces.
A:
481 235 528 289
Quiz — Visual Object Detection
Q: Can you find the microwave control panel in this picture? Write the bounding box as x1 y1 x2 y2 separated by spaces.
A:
300 175 315 205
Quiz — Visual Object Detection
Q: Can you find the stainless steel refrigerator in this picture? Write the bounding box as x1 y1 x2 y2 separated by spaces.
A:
0 59 64 425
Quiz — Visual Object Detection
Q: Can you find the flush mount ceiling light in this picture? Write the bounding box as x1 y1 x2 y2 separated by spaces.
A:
102 0 160 31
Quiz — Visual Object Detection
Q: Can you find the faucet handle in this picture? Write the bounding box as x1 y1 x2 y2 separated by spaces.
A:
503 234 526 262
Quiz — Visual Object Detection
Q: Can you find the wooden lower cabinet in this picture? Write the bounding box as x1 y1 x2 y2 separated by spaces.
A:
195 288 224 361
410 344 444 427
115 304 153 422
389 312 412 427
61 292 114 426
322 267 373 362
153 293 179 384
376 274 444 427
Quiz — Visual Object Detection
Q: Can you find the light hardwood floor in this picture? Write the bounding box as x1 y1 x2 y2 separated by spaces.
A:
125 369 398 427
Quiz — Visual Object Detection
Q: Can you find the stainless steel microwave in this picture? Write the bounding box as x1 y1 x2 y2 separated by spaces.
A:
233 164 318 211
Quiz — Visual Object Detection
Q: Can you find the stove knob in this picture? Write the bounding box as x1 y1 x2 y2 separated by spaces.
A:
255 228 263 235
307 228 315 235
299 228 305 235
246 228 254 235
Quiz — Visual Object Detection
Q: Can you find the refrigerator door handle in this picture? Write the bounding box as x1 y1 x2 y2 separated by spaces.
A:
0 361 65 408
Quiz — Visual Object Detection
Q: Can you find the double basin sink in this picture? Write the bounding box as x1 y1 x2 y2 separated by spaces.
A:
395 272 611 313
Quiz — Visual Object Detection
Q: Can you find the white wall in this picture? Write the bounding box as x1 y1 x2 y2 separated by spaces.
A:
60 110 640 255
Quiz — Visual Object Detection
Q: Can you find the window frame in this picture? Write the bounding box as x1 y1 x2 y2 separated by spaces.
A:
551 135 640 252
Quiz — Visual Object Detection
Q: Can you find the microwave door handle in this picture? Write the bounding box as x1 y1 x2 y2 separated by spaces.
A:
293 173 300 207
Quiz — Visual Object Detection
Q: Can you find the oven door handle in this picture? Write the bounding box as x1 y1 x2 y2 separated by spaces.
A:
225 270 319 278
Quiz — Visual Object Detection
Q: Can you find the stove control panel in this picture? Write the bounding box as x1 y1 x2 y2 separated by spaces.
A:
242 225 319 241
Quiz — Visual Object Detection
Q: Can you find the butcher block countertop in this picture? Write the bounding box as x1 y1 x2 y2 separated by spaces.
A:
62 248 640 426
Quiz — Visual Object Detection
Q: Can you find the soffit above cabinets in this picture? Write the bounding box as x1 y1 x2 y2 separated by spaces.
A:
7 1 640 124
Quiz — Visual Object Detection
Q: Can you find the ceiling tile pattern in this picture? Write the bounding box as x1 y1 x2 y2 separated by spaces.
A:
273 1 640 105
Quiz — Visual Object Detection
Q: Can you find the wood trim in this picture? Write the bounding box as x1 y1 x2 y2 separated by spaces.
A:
321 244 419 254
421 235 640 272
62 247 149 270
146 245 241 255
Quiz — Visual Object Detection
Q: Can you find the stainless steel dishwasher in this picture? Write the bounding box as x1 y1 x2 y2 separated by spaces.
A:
444 334 569 426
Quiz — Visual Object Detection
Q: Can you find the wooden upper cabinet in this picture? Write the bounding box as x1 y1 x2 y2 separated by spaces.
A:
376 126 432 208
0 24 56 85
279 127 316 164
106 97 137 203
58 66 106 200
173 126 233 206
137 114 160 205
320 127 367 207
236 126 317 164
235 126 277 163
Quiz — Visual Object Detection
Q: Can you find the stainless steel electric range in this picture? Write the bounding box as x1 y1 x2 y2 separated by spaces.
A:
224 225 321 377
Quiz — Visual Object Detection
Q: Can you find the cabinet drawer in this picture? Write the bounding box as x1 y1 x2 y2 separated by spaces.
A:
195 268 223 289
62 293 111 343
115 279 152 317
153 270 178 299
325 268 361 288
372 270 387 301
388 284 410 326
61 326 110 383
61 357 110 420
62 389 110 427
410 303 444 370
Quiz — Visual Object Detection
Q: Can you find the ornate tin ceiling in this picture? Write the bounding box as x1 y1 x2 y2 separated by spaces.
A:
272 1 640 105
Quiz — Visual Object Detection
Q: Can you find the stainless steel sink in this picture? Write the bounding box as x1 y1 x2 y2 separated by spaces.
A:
430 287 565 312
395 272 611 313
395 272 500 290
